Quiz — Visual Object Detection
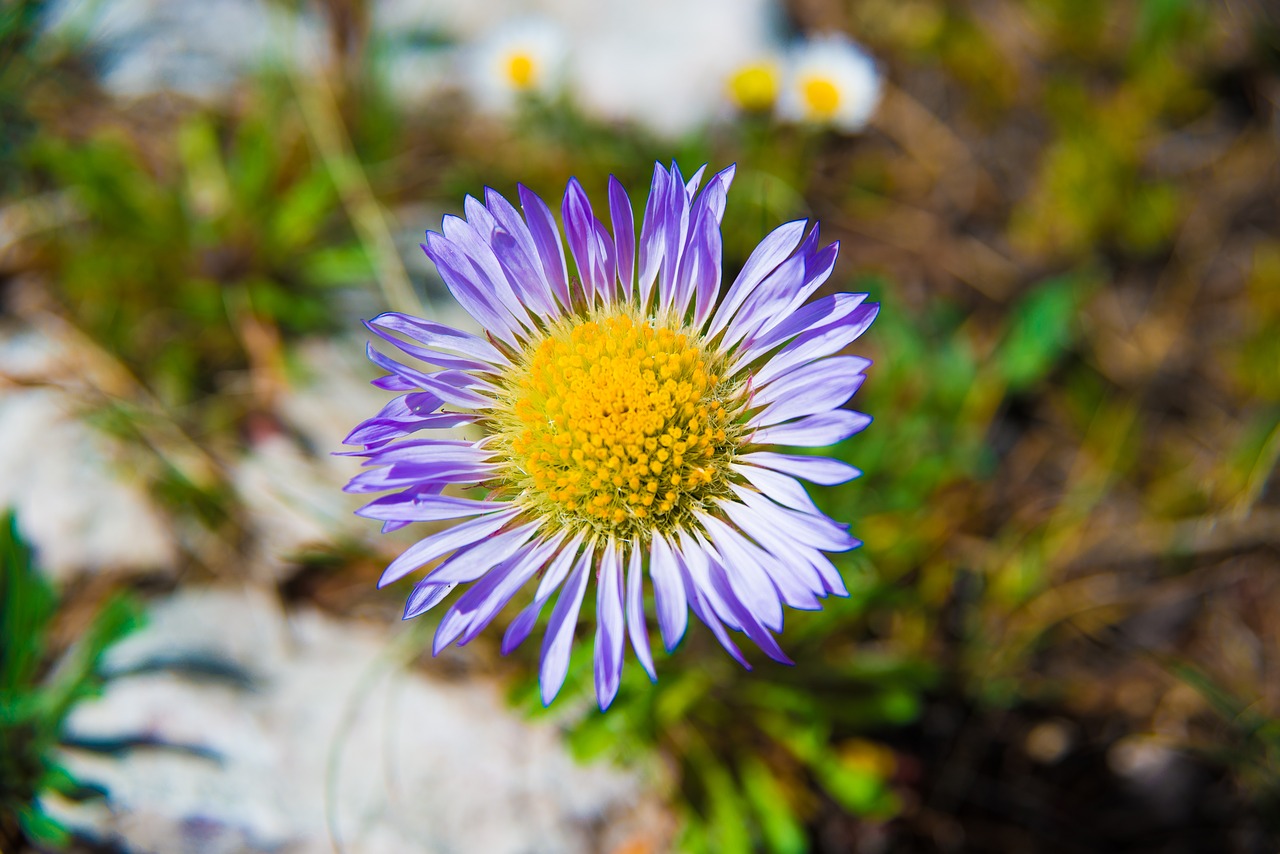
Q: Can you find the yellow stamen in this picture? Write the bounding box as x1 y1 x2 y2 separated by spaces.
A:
496 310 740 539
506 52 536 89
802 77 841 118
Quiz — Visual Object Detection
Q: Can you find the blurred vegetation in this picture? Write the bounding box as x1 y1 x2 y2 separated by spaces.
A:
0 513 141 850
1 0 1278 851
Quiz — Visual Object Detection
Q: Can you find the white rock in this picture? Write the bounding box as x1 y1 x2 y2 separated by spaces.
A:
49 587 667 854
0 385 176 583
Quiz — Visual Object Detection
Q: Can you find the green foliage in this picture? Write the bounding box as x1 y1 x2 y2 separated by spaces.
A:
26 79 373 423
0 0 48 191
0 512 142 849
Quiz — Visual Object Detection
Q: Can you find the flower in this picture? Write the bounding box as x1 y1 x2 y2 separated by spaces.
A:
727 57 783 112
564 0 779 137
778 33 882 132
469 17 567 112
343 163 878 710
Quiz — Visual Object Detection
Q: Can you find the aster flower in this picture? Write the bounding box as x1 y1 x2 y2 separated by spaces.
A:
778 33 882 132
344 163 878 710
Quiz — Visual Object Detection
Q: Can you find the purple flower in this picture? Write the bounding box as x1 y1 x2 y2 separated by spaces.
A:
344 163 878 710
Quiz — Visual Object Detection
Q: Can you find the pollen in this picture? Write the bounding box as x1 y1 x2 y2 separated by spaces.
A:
801 76 841 117
498 311 739 539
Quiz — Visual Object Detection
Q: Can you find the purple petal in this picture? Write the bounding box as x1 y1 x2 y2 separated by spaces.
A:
503 531 587 654
749 360 868 428
659 164 692 308
594 540 625 710
364 345 494 409
440 215 536 333
368 312 507 367
676 546 751 669
518 183 571 308
403 578 457 619
706 560 794 665
608 176 635 298
761 309 878 387
637 163 670 307
707 219 807 337
491 229 558 318
696 515 785 632
424 520 541 585
751 410 872 447
737 298 877 381
485 188 559 316
455 533 566 646
675 530 742 632
684 164 708 197
372 373 417 391
738 451 861 486
343 460 498 494
356 492 511 523
625 543 656 680
731 463 820 514
719 253 806 351
434 532 566 653
539 543 595 705
716 499 829 598
731 485 860 552
562 178 614 305
377 508 522 588
343 412 476 450
423 234 520 345
359 440 494 468
649 534 688 652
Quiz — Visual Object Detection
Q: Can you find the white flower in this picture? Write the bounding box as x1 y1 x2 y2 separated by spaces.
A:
567 0 778 137
778 33 882 132
469 16 567 112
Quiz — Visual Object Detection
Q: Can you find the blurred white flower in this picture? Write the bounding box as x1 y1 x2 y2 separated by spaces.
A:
567 0 779 137
469 17 568 111
778 33 882 132
726 55 783 113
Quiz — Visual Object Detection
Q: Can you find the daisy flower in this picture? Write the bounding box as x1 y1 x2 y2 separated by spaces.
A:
344 163 878 710
469 17 567 112
778 33 882 132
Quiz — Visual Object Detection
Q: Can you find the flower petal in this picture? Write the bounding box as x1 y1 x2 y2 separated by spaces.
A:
539 543 595 705
696 514 785 632
626 542 656 680
736 451 863 486
608 175 636 298
518 183 571 308
355 492 511 523
649 534 688 652
503 530 587 653
594 540 626 710
751 410 872 447
373 507 524 588
708 219 807 338
676 545 751 669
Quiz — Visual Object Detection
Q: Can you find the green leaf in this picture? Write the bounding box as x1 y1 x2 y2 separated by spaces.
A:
997 275 1087 391
17 803 70 847
741 757 807 854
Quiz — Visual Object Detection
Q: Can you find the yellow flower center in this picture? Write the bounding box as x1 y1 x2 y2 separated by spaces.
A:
729 63 780 111
802 76 841 117
498 311 740 539
505 52 537 89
